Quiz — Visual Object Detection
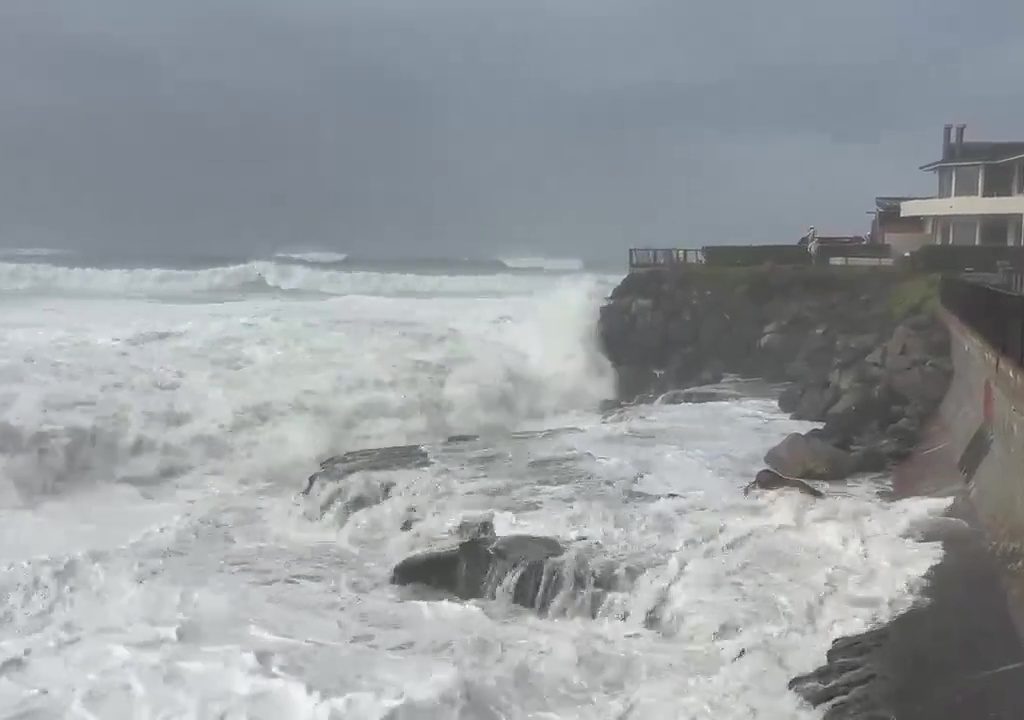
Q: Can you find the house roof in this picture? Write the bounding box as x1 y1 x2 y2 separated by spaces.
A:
920 141 1024 171
874 196 923 212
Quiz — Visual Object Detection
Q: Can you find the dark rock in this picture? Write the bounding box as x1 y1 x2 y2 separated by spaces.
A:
794 383 839 421
835 334 879 366
392 540 492 600
615 364 658 402
778 384 802 414
301 444 431 521
885 417 920 445
392 534 568 613
852 446 888 474
454 514 497 541
765 433 855 481
744 468 824 498
305 445 430 495
658 388 741 405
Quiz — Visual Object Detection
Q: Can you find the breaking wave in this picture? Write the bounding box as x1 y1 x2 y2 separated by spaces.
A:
0 260 613 299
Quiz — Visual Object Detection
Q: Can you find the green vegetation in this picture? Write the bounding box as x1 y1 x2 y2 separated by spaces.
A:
888 274 940 320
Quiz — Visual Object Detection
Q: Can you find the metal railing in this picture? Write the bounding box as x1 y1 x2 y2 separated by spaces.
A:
940 275 1024 368
628 248 704 269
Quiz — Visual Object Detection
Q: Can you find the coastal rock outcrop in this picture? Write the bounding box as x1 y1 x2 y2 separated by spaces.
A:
599 268 951 479
744 468 824 498
764 433 854 481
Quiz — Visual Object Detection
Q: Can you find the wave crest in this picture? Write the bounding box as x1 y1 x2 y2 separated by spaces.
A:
0 260 610 299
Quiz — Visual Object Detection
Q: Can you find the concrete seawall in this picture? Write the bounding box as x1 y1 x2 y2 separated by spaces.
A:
941 310 1024 559
791 312 1024 719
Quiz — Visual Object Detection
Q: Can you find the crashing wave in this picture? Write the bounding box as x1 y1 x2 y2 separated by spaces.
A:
500 257 585 272
0 260 611 298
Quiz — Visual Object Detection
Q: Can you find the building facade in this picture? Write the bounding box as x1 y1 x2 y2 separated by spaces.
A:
901 124 1024 247
871 196 930 255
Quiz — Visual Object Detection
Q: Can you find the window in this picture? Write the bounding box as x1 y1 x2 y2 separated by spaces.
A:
951 219 977 245
984 163 1014 196
979 218 1008 246
938 168 953 197
954 165 980 196
937 220 951 245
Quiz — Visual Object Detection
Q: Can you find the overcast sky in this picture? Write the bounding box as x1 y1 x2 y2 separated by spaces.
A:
2 0 1023 262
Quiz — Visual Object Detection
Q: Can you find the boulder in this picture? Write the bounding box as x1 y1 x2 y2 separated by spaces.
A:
300 444 431 521
744 468 824 498
765 433 855 481
392 534 567 612
392 540 492 600
794 384 839 421
778 384 803 414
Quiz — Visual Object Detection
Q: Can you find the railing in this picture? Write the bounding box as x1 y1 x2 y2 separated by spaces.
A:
628 244 892 271
905 246 1024 274
940 275 1024 368
816 243 892 266
628 248 704 269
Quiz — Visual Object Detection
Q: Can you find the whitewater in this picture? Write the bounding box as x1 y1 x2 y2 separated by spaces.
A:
0 257 949 719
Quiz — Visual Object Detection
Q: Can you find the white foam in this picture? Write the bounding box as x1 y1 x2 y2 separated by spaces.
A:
0 260 612 298
273 251 349 264
0 271 949 719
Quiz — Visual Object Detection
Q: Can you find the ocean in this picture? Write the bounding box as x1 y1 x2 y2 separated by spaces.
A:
0 250 949 719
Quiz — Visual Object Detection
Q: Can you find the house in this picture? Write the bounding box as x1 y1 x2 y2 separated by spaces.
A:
901 124 1024 246
870 196 929 255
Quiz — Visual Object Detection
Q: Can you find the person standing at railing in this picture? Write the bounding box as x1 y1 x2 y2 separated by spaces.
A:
798 226 819 260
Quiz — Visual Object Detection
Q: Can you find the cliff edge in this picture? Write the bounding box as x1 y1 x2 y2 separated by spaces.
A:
598 267 952 480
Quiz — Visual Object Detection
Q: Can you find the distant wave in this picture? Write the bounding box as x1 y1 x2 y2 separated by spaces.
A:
0 247 68 259
500 257 585 272
0 260 607 299
273 251 349 265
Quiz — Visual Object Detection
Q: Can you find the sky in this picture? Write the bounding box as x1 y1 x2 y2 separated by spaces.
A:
2 0 1024 263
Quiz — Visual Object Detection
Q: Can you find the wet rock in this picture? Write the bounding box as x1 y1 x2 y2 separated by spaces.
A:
793 383 839 421
615 365 658 402
744 468 824 498
851 445 888 474
392 534 568 613
301 444 431 521
304 444 431 495
657 387 741 405
391 540 492 600
778 384 802 414
454 513 497 541
765 432 855 481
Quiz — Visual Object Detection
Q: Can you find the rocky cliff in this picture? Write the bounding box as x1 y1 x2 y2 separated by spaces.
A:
598 267 951 480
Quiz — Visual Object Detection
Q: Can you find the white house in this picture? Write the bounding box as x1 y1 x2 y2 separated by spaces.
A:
901 124 1024 246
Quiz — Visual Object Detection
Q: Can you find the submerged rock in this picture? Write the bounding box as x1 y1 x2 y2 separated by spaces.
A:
764 432 854 481
392 533 606 615
657 387 741 405
301 444 431 521
744 468 824 498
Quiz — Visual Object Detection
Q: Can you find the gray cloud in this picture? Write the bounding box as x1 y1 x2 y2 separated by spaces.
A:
2 0 1023 262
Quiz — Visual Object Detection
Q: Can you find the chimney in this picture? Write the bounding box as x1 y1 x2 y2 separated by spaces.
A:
955 124 966 155
943 124 953 159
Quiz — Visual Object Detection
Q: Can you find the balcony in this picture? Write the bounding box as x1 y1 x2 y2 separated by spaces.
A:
901 196 1024 218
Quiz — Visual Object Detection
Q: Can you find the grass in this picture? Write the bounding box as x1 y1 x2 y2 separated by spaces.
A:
889 274 941 320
